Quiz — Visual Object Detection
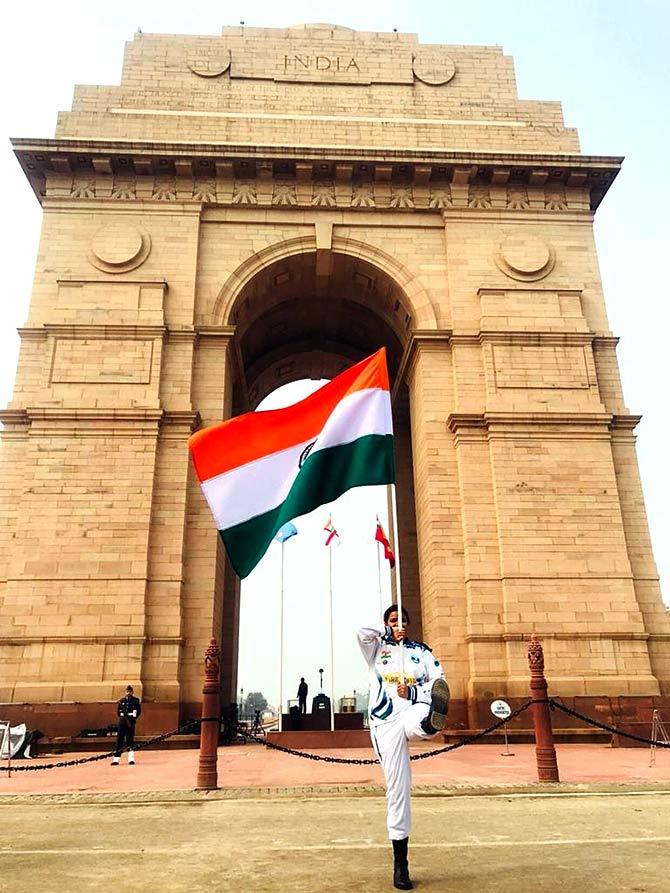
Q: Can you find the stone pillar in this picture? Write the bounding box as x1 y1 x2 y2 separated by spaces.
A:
196 637 221 790
449 412 506 728
406 336 469 718
181 330 236 712
609 416 670 695
528 636 559 782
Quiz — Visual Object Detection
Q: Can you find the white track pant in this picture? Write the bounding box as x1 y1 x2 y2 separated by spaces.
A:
370 704 433 840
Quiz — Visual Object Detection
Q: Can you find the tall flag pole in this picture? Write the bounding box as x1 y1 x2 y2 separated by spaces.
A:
280 539 285 731
375 516 396 618
389 485 406 684
324 516 339 733
376 527 383 619
274 522 298 732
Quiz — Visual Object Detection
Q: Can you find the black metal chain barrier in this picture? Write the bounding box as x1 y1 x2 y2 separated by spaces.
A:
0 698 539 773
548 699 670 748
238 700 534 765
0 716 215 772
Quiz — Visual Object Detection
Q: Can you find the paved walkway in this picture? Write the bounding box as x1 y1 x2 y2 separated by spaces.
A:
1 790 669 891
1 740 668 796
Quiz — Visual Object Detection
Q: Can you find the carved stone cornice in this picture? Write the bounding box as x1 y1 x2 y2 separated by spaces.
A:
194 325 237 343
479 330 594 346
160 410 200 433
592 336 621 350
13 137 621 212
41 323 167 340
56 277 168 287
466 631 650 643
3 406 201 438
609 414 642 436
24 406 163 437
0 409 29 426
448 411 614 442
167 328 198 344
19 324 198 342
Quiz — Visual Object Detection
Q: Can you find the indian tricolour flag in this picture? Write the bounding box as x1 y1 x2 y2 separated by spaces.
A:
188 348 395 579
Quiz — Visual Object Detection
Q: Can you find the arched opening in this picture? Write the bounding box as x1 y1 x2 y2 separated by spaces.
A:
227 250 412 411
217 248 422 707
236 377 396 726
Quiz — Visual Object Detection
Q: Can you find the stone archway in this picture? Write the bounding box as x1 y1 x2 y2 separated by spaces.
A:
4 23 668 739
210 245 425 703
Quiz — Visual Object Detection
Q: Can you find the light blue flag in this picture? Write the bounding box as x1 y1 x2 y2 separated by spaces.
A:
275 522 298 544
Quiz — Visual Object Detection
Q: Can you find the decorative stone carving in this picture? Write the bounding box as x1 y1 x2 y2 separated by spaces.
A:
412 52 456 86
468 185 492 209
188 49 231 78
71 179 95 199
232 181 257 205
88 223 151 273
495 233 556 281
193 180 217 202
111 178 136 200
272 182 297 206
389 187 414 209
152 177 177 201
506 186 530 210
204 637 221 675
311 182 336 207
545 187 568 210
351 184 375 207
429 187 452 209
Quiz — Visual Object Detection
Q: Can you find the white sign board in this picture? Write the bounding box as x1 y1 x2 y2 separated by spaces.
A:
490 699 512 720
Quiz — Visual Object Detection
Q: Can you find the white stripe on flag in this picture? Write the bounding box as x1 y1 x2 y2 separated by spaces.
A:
200 387 392 531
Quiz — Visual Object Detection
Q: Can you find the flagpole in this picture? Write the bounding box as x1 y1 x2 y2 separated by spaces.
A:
279 539 285 732
376 515 383 617
390 484 405 685
377 540 383 618
328 538 335 733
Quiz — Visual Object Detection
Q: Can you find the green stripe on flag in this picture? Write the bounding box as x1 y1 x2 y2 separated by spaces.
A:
221 433 395 578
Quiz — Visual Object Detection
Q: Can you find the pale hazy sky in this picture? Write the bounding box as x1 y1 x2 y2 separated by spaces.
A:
1 1 669 709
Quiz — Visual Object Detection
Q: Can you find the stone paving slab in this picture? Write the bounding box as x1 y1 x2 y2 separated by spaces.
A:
1 780 670 806
1 790 668 892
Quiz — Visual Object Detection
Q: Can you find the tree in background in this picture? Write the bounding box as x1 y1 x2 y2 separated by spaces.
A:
244 691 268 718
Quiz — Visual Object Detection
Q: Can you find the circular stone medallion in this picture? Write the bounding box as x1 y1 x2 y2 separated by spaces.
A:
89 223 151 273
412 52 456 86
188 49 231 78
495 234 555 281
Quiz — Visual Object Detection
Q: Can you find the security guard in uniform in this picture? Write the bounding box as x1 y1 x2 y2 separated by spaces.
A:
111 685 141 766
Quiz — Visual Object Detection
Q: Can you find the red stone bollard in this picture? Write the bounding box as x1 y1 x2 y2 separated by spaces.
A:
196 638 221 790
528 635 560 782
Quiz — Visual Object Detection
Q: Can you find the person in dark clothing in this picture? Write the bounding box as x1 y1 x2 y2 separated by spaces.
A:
111 685 141 765
297 678 309 714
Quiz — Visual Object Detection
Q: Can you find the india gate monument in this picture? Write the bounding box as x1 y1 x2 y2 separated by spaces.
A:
1 23 668 736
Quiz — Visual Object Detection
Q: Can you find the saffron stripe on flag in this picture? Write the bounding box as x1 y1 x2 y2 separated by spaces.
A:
189 349 390 482
200 387 392 531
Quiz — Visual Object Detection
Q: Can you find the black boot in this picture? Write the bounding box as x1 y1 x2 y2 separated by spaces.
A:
420 677 451 735
392 837 413 890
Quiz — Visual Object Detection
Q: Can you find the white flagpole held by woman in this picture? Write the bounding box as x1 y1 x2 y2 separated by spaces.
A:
376 516 384 618
389 484 405 684
278 539 285 732
328 535 335 733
